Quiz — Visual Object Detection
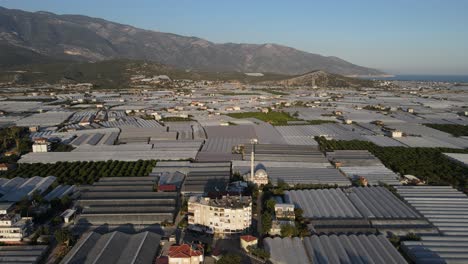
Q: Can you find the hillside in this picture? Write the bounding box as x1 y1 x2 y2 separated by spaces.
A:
264 70 377 88
0 6 384 76
0 60 290 88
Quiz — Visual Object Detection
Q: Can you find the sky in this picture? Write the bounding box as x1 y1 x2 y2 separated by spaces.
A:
1 0 468 75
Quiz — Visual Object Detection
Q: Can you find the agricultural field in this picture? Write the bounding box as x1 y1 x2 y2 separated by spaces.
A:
424 124 468 137
0 160 157 185
227 111 301 126
315 137 468 190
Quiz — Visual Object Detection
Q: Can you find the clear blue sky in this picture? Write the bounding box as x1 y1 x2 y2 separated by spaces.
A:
1 0 467 75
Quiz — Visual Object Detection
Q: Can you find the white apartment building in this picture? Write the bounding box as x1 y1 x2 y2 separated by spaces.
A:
188 195 252 234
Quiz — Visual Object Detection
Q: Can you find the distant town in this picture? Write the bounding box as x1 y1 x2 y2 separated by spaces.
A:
0 72 466 264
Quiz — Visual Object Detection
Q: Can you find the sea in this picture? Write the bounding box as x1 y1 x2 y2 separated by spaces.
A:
360 75 468 83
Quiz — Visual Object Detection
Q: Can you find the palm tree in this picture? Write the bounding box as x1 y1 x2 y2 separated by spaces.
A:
2 135 8 150
7 127 22 153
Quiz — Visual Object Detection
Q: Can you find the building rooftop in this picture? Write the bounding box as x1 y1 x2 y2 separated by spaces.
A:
168 244 203 258
240 235 258 243
189 195 251 209
264 234 406 264
0 245 49 264
60 231 161 264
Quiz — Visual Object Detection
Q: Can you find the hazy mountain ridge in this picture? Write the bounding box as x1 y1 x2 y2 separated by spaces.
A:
263 70 377 87
0 6 384 76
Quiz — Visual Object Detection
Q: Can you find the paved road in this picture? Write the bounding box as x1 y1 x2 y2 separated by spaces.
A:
256 190 263 235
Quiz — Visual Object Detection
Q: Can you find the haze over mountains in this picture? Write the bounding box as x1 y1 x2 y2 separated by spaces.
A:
0 6 384 76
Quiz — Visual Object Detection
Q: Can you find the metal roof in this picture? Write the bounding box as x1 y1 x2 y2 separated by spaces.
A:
396 186 468 263
285 189 363 219
60 231 161 264
339 166 401 186
19 149 198 163
235 166 350 186
275 124 366 141
204 125 256 139
347 186 420 219
76 177 177 226
0 245 49 264
444 153 468 168
0 176 57 202
396 186 468 236
286 187 420 220
201 137 249 153
44 185 76 201
264 234 406 264
15 111 74 127
402 236 468 264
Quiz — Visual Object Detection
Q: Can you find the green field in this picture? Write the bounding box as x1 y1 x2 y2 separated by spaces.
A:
227 111 301 126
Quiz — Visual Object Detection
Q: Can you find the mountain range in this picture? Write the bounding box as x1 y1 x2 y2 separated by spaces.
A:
0 6 384 76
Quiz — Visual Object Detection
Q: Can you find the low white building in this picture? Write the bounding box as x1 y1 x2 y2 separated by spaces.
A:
275 203 295 220
150 112 162 120
240 235 258 251
0 214 32 242
32 138 51 153
385 130 403 138
269 220 295 236
61 209 76 223
188 195 252 234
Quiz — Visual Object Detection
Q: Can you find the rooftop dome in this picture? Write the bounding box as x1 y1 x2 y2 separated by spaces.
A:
255 169 268 179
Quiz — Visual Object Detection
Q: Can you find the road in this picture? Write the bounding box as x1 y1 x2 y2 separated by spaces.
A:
256 190 263 235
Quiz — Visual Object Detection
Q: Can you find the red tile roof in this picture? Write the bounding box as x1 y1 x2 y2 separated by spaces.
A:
158 184 177 192
155 256 168 264
169 244 203 258
240 235 258 242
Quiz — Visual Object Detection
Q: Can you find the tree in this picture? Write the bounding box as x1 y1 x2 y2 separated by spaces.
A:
6 126 25 152
261 213 272 234
54 228 72 245
60 195 72 209
52 216 62 226
265 199 276 213
276 179 289 194
280 224 297 237
294 208 304 222
31 191 45 205
402 232 421 241
216 253 242 264
247 245 270 260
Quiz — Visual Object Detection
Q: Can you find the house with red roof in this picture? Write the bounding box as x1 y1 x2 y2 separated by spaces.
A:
0 163 9 171
240 235 258 251
167 244 204 264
